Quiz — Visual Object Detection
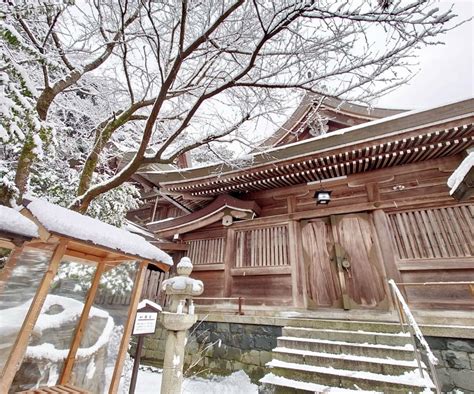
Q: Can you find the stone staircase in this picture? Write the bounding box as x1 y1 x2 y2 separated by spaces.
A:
259 320 436 393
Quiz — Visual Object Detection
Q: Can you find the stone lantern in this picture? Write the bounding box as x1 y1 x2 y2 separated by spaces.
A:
160 257 204 394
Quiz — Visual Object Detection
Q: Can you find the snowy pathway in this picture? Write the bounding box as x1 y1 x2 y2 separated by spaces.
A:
132 366 258 394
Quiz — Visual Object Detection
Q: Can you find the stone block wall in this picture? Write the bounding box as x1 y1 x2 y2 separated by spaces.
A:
137 320 281 382
424 336 474 393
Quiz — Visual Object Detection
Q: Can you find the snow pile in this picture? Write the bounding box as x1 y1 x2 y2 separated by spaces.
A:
25 198 172 266
0 294 114 362
24 295 114 362
130 367 257 394
447 152 474 195
0 205 38 238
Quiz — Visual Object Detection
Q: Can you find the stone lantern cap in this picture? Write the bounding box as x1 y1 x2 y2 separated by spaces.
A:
162 257 204 296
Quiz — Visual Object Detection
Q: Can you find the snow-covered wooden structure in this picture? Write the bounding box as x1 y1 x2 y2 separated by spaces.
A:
0 200 172 393
128 95 473 314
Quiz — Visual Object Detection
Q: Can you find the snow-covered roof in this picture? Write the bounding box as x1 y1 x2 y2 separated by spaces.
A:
447 152 474 196
0 205 39 239
24 198 172 266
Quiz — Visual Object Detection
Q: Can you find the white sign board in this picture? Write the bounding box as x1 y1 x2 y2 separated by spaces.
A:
133 311 158 335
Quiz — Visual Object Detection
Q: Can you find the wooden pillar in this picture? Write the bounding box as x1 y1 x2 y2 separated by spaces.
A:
59 262 106 384
372 210 402 282
0 240 67 392
223 229 235 297
109 260 148 394
372 209 404 306
288 220 305 308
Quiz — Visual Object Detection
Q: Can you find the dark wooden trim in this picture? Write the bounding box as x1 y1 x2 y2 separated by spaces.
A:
231 266 291 276
397 258 474 271
192 263 225 271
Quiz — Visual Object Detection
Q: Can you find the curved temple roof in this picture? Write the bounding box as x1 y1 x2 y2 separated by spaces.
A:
148 194 261 236
141 98 474 201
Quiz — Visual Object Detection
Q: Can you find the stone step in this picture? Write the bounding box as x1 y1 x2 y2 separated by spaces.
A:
259 373 378 394
277 336 416 361
266 359 435 393
283 319 402 334
272 346 424 376
282 326 411 347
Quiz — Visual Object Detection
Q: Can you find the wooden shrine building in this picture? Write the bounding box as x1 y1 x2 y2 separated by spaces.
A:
127 96 474 313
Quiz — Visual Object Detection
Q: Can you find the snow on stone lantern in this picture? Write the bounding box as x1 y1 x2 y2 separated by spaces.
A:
160 257 203 394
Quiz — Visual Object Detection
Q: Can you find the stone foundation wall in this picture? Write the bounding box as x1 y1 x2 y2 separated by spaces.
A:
425 336 474 393
137 320 281 382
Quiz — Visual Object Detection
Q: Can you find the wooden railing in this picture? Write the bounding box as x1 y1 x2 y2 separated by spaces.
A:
388 280 441 393
235 225 289 268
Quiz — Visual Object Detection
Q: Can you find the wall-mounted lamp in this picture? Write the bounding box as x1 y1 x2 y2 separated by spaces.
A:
314 190 332 205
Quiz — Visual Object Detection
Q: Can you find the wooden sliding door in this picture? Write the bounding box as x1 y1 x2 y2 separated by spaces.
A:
302 213 387 310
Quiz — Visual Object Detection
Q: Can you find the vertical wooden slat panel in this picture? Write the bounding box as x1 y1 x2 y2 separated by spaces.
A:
420 210 442 258
439 209 469 256
413 210 433 258
449 207 471 256
427 209 449 257
389 205 473 261
409 211 426 258
403 212 421 258
395 214 412 259
438 208 459 256
268 227 278 266
388 215 405 259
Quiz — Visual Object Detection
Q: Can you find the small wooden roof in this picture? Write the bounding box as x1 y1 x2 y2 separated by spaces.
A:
147 194 261 237
0 205 39 248
21 199 172 271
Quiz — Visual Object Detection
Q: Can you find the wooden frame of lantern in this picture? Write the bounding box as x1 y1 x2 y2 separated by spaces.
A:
0 206 170 394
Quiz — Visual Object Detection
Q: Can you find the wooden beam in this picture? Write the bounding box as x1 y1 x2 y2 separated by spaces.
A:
288 221 305 308
159 192 192 214
59 262 105 385
0 239 67 392
108 261 148 394
372 210 403 284
0 238 16 249
223 229 235 297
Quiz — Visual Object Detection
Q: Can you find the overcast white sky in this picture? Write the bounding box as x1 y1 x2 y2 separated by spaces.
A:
376 0 474 109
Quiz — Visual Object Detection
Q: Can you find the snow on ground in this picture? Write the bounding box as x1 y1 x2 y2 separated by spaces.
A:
24 198 172 265
0 205 38 238
132 366 258 394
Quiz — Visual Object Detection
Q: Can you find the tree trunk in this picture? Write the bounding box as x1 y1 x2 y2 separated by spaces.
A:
36 87 56 121
14 135 37 204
